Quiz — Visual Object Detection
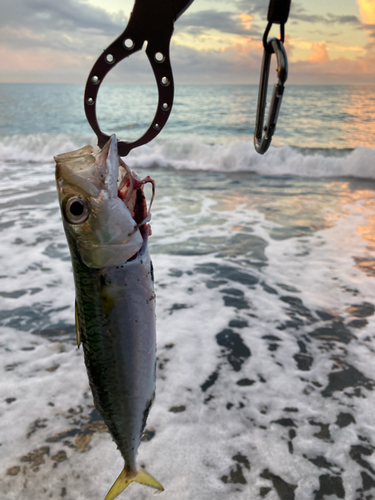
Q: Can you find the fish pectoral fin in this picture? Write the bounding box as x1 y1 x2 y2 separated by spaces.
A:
104 467 163 500
75 301 81 348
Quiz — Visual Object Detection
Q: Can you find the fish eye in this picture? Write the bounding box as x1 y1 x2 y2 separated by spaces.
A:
64 196 90 224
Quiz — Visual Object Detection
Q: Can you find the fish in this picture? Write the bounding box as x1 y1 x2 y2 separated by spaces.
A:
54 135 162 500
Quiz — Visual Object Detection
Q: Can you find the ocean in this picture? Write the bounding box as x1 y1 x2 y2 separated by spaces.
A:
1 83 375 500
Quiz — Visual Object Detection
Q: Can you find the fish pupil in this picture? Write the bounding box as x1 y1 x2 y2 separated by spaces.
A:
70 201 84 216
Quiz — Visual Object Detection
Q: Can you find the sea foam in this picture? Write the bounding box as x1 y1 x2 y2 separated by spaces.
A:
1 133 375 179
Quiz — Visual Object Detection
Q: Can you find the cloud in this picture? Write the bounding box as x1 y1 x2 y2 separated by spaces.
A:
307 42 330 63
289 3 327 24
239 13 254 31
176 10 260 36
0 0 125 32
235 0 268 16
0 0 130 84
357 0 375 24
289 54 375 84
0 0 128 77
0 0 374 85
170 42 263 84
173 9 262 54
327 15 361 24
290 4 361 25
234 0 362 33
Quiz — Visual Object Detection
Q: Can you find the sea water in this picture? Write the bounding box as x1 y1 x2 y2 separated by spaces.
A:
1 83 375 500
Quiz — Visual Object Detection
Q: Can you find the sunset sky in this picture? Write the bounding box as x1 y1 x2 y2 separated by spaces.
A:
1 0 375 84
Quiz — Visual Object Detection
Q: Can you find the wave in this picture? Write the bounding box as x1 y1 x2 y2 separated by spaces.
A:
0 133 97 163
1 133 375 179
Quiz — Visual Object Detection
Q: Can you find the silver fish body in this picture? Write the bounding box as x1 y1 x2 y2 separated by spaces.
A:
73 232 155 470
55 136 162 499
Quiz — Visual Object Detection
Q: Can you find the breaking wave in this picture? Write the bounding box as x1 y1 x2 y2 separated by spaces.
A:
1 133 375 179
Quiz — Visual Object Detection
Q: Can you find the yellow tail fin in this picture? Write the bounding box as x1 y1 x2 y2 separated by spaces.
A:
104 467 164 500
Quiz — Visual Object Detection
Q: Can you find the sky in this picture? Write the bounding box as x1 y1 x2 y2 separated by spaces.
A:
0 0 375 84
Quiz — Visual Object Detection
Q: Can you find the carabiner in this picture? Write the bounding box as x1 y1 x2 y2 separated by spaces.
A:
254 37 288 155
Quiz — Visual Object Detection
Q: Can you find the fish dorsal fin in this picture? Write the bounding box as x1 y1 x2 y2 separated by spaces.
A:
75 301 81 348
105 467 163 500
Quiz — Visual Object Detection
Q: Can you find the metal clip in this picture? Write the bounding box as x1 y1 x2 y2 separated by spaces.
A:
84 0 194 157
254 37 288 155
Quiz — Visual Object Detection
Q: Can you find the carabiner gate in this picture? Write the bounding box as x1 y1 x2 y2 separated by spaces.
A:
254 37 288 155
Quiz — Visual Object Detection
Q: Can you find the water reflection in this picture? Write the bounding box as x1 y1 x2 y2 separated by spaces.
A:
341 86 375 148
152 170 375 256
337 186 375 249
274 84 375 149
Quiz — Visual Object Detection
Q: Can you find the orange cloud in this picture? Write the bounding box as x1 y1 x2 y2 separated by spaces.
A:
282 34 294 59
238 13 253 30
357 0 375 23
232 35 262 55
307 43 330 63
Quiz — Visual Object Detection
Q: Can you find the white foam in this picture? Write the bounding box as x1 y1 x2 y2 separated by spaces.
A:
129 136 375 179
0 134 95 164
1 159 375 499
1 134 375 179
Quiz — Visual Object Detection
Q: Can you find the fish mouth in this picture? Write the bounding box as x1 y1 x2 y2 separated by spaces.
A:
88 133 154 241
100 135 155 262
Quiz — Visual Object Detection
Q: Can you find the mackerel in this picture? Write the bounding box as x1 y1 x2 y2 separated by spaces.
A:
55 135 162 500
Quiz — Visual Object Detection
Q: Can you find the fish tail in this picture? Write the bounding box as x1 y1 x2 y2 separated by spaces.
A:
104 467 164 500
